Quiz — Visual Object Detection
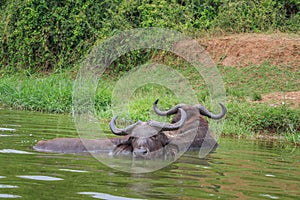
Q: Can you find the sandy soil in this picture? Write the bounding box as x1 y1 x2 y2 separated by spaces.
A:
199 33 300 68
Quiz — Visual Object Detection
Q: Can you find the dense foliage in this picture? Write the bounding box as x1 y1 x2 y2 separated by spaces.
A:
0 0 299 73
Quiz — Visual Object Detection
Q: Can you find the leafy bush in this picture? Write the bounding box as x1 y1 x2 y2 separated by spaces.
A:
1 0 299 74
213 0 299 32
0 0 110 73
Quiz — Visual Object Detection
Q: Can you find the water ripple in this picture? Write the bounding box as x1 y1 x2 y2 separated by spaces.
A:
0 128 16 132
260 194 280 199
59 168 88 173
0 194 21 198
0 134 17 137
17 175 63 181
0 149 34 154
0 184 19 189
78 192 144 200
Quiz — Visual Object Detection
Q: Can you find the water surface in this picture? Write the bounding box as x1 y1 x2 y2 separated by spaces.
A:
0 109 299 199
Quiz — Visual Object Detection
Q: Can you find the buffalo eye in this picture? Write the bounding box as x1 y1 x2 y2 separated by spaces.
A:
151 135 159 140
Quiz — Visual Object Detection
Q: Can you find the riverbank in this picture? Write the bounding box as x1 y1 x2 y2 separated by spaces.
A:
1 33 299 143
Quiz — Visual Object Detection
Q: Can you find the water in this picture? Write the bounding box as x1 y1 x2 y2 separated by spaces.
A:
0 109 299 199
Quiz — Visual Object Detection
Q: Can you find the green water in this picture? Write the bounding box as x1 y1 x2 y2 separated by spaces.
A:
0 109 299 199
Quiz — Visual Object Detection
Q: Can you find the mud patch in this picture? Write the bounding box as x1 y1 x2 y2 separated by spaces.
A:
257 91 300 109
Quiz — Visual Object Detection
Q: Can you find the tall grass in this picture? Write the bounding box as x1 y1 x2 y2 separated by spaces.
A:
1 64 299 142
0 73 73 113
223 101 300 136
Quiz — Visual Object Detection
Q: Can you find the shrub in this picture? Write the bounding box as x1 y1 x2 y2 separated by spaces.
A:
1 0 299 74
214 0 284 32
0 0 109 73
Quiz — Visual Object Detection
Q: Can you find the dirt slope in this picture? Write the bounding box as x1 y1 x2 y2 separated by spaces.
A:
199 33 300 69
199 33 300 109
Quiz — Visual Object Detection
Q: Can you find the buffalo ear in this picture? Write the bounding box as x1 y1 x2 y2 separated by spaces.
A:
171 112 182 123
113 144 133 156
112 138 133 156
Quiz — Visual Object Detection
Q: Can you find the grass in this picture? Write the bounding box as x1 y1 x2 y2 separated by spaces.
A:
0 73 73 113
0 63 299 144
221 65 300 100
285 124 300 145
223 100 300 136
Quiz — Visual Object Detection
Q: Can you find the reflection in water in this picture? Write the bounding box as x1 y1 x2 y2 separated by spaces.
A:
265 174 276 177
0 109 299 199
0 149 34 154
0 134 16 137
17 175 63 181
0 128 16 132
59 168 88 173
0 194 21 198
260 194 280 199
78 192 144 200
0 185 19 189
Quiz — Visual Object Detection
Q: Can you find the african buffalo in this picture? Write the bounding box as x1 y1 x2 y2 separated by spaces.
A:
33 108 187 159
153 99 227 152
33 100 226 159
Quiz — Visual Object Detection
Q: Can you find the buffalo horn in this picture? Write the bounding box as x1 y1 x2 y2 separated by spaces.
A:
109 116 141 135
153 99 184 116
149 108 187 131
196 103 227 119
154 99 227 120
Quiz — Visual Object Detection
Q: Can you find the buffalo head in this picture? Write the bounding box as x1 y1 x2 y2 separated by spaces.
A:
153 99 227 151
153 99 227 121
110 108 187 159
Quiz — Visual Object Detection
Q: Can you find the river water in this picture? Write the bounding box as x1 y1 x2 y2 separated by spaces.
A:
0 109 299 199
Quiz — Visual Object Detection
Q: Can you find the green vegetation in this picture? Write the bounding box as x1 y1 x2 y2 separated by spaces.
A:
1 65 299 143
0 0 299 143
0 0 299 73
221 65 300 140
222 65 299 99
224 101 300 136
0 73 73 113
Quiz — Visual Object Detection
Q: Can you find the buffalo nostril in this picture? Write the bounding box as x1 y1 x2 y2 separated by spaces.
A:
142 149 148 155
133 148 148 157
